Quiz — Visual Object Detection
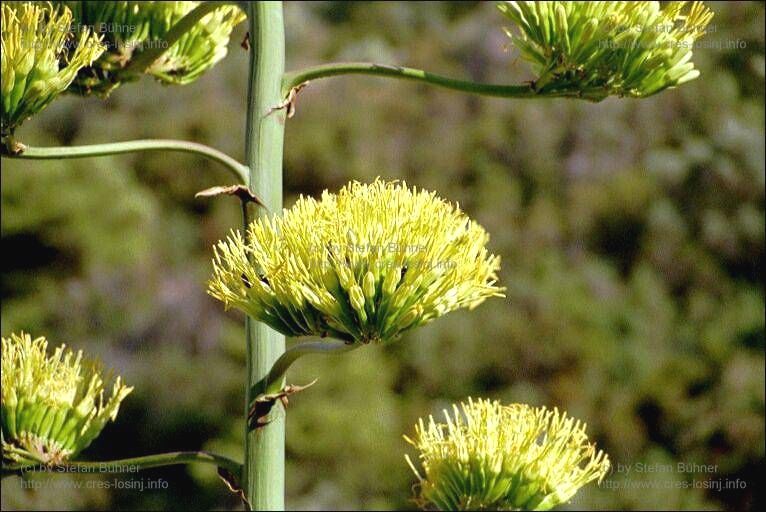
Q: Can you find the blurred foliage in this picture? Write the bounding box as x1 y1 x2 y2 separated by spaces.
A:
1 1 764 510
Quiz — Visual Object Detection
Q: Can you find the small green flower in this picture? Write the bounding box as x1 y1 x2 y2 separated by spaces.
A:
1 332 133 467
1 1 104 136
209 180 504 344
404 398 610 511
498 1 714 100
64 1 245 95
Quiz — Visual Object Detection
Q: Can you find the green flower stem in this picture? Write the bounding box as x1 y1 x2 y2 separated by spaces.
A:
281 62 606 100
124 1 235 76
243 2 286 509
1 139 249 184
256 340 360 397
2 451 242 477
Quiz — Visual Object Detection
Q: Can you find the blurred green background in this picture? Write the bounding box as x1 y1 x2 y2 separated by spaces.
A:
1 1 763 510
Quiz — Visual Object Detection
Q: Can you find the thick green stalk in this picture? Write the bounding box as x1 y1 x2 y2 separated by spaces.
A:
1 139 248 184
243 2 286 510
2 451 242 476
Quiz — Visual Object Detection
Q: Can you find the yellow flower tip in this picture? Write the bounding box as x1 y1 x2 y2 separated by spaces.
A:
1 2 105 136
208 180 504 345
405 398 610 511
1 332 133 467
498 1 714 100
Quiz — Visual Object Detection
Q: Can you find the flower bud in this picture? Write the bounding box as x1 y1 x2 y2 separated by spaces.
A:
382 266 402 298
362 271 377 303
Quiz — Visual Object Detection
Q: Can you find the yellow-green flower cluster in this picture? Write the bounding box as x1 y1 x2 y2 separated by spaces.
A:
404 398 610 511
498 1 714 100
209 180 503 344
64 1 245 95
144 2 245 85
1 2 104 136
1 332 133 467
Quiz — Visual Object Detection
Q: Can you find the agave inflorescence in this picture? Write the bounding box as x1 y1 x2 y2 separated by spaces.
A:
404 398 610 511
1 2 104 136
209 180 504 345
64 1 245 95
1 332 133 467
498 1 714 100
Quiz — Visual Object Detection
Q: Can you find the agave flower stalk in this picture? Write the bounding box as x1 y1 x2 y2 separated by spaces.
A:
64 1 245 95
209 180 504 345
0 2 715 510
0 2 104 136
241 3 286 508
404 398 611 511
1 333 133 467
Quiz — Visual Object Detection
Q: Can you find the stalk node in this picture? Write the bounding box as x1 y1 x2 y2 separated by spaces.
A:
1 138 26 156
268 83 308 119
247 379 318 430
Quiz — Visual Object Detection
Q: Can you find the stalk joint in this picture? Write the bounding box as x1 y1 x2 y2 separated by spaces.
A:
247 379 318 430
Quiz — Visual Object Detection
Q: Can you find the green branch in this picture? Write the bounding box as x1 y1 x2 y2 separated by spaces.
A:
1 139 249 184
255 339 360 397
2 451 242 478
124 1 234 75
281 62 606 100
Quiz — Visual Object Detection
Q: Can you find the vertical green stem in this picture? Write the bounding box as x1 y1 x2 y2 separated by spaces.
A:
243 2 286 510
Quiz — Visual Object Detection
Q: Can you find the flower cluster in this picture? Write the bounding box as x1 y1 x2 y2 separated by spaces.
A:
404 398 610 511
64 1 245 95
1 332 133 467
1 2 104 136
143 2 245 85
498 1 714 100
209 180 504 344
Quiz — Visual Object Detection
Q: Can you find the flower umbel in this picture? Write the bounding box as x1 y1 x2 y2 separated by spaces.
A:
65 1 245 95
209 180 504 344
145 2 246 86
1 332 133 467
404 398 610 511
498 1 714 100
1 2 104 136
